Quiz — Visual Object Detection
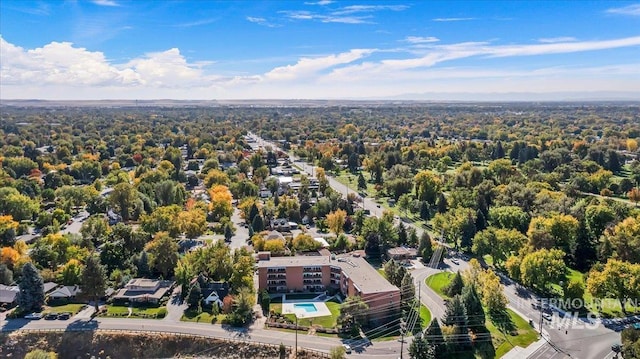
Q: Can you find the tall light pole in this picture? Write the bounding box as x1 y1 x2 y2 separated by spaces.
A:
294 312 304 358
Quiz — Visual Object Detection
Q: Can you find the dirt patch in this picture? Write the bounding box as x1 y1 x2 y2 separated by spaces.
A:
0 330 327 359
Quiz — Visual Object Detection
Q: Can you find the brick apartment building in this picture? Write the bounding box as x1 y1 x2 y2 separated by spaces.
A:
257 254 400 323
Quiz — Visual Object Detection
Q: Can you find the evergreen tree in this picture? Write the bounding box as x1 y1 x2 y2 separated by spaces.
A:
436 193 447 214
400 272 415 313
80 255 108 312
397 222 407 246
224 223 233 242
418 232 433 263
444 271 465 297
0 264 13 285
442 295 471 349
420 201 430 220
18 262 44 313
249 203 259 222
424 319 446 359
136 251 150 278
475 209 487 232
357 173 367 191
409 335 436 359
260 289 271 315
252 214 264 232
461 284 485 329
187 282 202 309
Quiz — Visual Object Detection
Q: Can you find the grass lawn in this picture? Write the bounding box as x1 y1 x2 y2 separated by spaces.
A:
486 309 539 358
101 305 166 319
420 304 432 327
425 272 455 299
45 303 85 314
181 309 226 323
271 300 341 329
550 268 640 317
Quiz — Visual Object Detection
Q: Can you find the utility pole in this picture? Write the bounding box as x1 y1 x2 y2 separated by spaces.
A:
295 314 298 359
400 317 406 359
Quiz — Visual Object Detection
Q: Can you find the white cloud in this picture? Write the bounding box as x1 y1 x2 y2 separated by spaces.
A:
538 37 577 43
405 36 440 44
246 17 280 27
332 5 409 15
173 18 218 28
91 0 120 7
265 49 374 80
1 36 639 100
304 0 334 5
432 17 474 22
606 4 640 16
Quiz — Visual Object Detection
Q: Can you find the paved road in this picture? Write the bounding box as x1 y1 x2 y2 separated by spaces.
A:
230 207 250 250
1 314 408 358
60 210 89 235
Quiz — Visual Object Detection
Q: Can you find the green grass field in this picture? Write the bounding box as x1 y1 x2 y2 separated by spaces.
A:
271 300 341 329
420 304 432 327
425 272 455 299
486 309 539 358
181 309 226 323
101 305 166 319
45 303 85 314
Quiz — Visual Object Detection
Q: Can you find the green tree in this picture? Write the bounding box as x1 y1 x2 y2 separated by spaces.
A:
145 232 179 278
418 232 433 264
0 263 13 285
80 255 107 312
479 269 513 333
414 170 442 205
488 206 530 233
187 282 203 310
586 259 640 314
424 319 446 358
444 271 464 297
472 227 527 268
18 262 45 313
357 173 367 191
400 272 416 313
461 284 485 329
409 335 436 359
442 295 470 348
602 214 640 264
520 248 567 292
109 182 140 221
338 296 369 336
259 289 271 316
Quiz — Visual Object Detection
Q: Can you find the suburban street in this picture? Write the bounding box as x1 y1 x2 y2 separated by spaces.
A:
251 132 620 359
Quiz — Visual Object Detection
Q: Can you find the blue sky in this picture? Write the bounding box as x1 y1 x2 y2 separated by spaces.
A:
1 0 639 100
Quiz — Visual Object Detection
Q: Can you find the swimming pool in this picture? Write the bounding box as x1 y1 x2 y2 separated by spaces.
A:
294 303 318 313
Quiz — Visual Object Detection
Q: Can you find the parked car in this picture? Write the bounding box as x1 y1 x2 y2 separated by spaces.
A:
24 312 43 320
542 312 553 321
44 313 58 320
57 312 71 320
342 344 352 354
451 258 460 265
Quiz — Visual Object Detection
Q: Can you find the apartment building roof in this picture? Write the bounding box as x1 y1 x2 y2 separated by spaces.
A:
258 254 398 294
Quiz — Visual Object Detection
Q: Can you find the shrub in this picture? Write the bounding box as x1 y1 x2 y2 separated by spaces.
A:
156 308 167 318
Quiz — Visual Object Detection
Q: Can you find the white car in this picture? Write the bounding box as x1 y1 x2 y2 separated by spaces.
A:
342 344 352 354
24 312 43 320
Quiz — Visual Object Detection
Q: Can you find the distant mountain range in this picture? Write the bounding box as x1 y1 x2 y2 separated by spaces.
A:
1 91 638 107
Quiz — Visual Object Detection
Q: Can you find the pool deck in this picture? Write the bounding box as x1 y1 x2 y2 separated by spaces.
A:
281 301 332 318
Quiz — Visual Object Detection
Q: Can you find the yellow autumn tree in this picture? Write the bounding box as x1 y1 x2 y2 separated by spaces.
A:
209 185 233 221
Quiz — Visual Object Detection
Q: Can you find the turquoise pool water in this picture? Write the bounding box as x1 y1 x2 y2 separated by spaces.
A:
294 303 318 313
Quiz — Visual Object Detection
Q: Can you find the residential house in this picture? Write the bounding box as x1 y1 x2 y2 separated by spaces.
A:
48 285 81 301
112 278 174 305
0 285 19 308
387 247 418 261
202 282 230 308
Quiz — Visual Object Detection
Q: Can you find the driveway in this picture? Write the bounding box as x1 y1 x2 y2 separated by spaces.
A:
164 287 188 322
